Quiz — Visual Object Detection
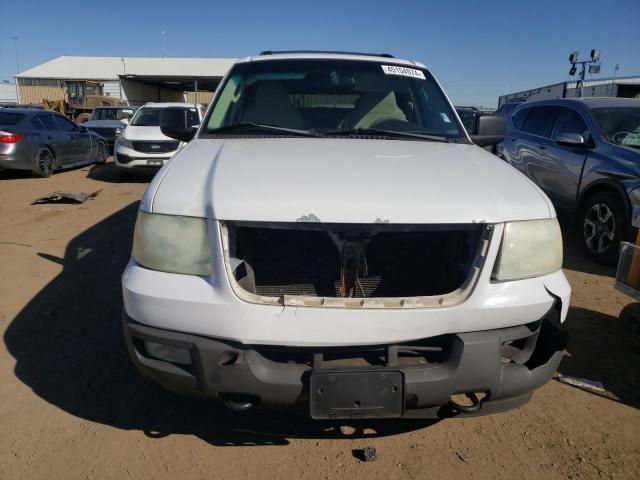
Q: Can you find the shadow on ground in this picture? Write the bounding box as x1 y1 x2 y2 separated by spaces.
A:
0 169 35 180
559 306 640 408
86 162 154 184
559 218 616 278
3 202 435 446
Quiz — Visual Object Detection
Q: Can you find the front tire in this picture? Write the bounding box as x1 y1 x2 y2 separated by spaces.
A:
33 147 55 178
95 141 108 164
579 192 629 265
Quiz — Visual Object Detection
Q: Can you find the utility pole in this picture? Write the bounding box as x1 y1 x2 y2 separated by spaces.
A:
161 31 166 58
10 36 20 102
611 64 620 97
119 57 126 102
568 49 601 98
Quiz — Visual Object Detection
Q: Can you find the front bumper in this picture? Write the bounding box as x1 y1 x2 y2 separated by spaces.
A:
123 305 567 419
114 146 175 170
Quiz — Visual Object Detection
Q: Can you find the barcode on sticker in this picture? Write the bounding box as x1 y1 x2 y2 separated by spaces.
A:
381 65 426 80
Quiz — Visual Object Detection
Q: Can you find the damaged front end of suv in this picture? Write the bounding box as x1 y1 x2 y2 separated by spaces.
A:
121 51 570 419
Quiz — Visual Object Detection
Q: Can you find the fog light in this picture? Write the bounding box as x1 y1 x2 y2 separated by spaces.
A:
144 340 192 365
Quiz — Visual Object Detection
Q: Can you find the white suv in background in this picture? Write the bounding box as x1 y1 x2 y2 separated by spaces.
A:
114 102 204 173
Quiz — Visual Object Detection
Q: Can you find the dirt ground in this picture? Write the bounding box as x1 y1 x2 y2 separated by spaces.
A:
1 161 639 480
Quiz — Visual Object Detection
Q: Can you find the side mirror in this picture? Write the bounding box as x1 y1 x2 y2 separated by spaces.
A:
160 108 196 143
121 117 129 125
470 115 505 147
556 133 588 148
78 125 88 133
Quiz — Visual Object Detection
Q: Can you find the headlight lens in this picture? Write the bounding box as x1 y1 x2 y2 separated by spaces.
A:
117 136 133 149
493 218 563 281
114 127 122 136
132 211 211 276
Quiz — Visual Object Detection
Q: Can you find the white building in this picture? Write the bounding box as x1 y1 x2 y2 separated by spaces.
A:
0 83 18 104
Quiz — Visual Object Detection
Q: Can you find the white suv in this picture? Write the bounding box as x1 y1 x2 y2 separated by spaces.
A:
122 52 570 419
114 102 204 173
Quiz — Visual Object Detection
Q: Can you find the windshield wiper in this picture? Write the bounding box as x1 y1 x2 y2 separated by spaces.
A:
206 122 324 137
320 128 451 143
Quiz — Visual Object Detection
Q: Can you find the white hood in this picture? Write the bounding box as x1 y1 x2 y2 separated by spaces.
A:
122 125 174 141
147 138 553 224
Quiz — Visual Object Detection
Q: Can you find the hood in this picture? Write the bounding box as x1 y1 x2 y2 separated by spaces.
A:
83 119 124 128
148 138 553 223
122 125 174 141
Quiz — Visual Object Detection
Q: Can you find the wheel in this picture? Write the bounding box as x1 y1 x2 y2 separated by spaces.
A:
33 148 55 178
579 192 629 265
95 142 108 164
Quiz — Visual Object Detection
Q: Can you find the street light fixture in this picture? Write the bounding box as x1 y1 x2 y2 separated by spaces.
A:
568 49 601 98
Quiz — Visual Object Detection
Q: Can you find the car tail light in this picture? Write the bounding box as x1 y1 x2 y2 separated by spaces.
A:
0 133 24 144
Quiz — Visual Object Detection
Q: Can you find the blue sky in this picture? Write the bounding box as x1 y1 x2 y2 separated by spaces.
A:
1 0 638 106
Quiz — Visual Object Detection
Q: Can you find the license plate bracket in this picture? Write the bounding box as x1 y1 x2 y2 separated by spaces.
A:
310 370 403 419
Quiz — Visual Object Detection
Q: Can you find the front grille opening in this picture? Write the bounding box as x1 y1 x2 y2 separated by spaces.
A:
224 222 488 304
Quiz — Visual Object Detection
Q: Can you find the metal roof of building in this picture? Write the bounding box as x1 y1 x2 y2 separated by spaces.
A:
16 56 237 80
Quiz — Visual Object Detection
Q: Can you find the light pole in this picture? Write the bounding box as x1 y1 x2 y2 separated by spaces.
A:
10 36 20 102
161 31 166 58
568 49 601 98
119 57 126 102
611 64 620 97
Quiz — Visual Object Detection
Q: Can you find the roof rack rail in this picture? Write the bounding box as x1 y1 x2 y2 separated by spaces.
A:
258 50 394 58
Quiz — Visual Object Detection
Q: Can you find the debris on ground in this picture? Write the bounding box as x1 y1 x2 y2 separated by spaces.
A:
31 190 101 205
353 446 377 462
557 374 605 393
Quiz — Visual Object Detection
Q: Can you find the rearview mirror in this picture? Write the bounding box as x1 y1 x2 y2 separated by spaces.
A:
470 115 505 147
160 108 197 143
556 133 588 148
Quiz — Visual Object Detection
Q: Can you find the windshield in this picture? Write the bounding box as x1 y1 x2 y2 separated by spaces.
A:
203 59 465 141
131 107 199 127
90 108 136 121
591 106 640 148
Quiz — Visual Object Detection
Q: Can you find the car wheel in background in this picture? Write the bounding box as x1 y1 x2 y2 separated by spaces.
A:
96 142 108 164
579 192 629 265
33 148 55 178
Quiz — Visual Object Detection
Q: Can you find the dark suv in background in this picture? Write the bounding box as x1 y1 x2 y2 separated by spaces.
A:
500 97 640 264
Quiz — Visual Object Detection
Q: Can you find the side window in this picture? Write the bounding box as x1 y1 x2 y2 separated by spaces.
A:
552 107 591 142
38 115 59 130
54 115 77 132
31 117 45 130
521 106 558 138
512 108 529 130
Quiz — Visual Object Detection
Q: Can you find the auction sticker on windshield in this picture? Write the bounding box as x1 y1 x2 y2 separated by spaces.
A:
381 65 426 80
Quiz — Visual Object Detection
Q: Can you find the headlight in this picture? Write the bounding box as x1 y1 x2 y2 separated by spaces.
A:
115 128 122 136
117 136 133 149
493 218 563 281
132 211 211 276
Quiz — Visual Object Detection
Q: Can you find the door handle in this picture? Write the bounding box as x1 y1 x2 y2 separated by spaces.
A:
537 144 548 150
47 136 53 140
